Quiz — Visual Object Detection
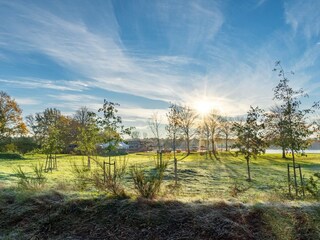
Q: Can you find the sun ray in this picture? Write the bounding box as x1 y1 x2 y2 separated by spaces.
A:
194 100 213 116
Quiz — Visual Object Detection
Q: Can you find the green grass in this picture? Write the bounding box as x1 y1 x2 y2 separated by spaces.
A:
1 152 320 239
1 151 319 202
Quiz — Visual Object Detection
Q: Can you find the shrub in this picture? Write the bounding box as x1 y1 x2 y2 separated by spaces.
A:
4 143 18 153
305 173 320 199
131 161 167 199
92 156 128 197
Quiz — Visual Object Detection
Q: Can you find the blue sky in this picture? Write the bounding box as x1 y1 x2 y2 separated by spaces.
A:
0 0 320 134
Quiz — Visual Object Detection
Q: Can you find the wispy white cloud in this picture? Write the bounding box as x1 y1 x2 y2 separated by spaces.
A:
48 93 99 102
15 97 40 105
1 0 319 123
256 0 268 7
0 78 88 91
285 0 320 39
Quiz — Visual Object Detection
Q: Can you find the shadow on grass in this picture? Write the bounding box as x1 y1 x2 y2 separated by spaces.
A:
0 172 18 182
1 187 320 240
0 153 25 160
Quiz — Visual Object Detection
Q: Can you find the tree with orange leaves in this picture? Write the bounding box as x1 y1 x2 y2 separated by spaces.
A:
0 91 27 140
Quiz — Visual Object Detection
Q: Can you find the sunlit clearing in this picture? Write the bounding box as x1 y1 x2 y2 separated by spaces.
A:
194 100 213 116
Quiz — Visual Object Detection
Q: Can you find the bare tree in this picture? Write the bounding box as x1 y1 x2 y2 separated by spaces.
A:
206 111 220 159
198 119 210 159
179 106 197 155
148 112 162 152
219 116 232 151
166 104 182 185
74 106 92 126
131 131 140 139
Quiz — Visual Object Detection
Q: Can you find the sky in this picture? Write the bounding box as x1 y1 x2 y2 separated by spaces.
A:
0 0 320 135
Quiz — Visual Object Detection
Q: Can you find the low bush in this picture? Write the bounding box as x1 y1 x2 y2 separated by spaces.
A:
305 173 320 199
92 157 128 197
131 161 167 199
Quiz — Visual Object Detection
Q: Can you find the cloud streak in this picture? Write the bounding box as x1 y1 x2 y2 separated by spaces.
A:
0 0 319 122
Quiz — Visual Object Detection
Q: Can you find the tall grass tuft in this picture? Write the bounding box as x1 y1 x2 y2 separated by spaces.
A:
70 161 91 190
14 164 46 189
131 161 167 199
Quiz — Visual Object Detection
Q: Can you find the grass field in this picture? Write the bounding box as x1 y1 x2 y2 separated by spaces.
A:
1 151 319 202
1 152 320 239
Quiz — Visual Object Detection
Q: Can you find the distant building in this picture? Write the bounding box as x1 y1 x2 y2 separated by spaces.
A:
126 139 154 152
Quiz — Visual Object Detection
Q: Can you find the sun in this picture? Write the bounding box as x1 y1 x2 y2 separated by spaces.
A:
194 100 213 116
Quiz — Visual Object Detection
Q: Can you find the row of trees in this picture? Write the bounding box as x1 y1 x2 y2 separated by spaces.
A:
25 101 133 163
233 62 319 183
146 62 319 184
1 62 319 179
149 106 233 156
0 94 134 168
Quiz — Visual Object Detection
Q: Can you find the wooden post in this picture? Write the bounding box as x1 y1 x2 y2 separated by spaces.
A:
103 161 106 183
54 154 57 170
292 149 298 196
108 156 111 177
246 157 251 181
287 164 291 196
174 157 177 185
50 153 52 173
299 164 305 197
45 155 48 172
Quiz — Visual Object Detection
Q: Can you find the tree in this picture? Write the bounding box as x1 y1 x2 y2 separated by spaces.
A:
232 106 266 181
0 91 27 140
272 61 319 194
205 111 220 159
42 125 63 157
27 108 62 147
219 116 232 151
74 106 92 126
75 110 100 167
148 112 162 152
97 100 133 154
131 131 140 139
198 118 210 159
179 106 197 155
166 103 182 185
264 105 288 158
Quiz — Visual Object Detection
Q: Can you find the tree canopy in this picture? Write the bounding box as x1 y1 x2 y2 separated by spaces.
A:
0 91 27 140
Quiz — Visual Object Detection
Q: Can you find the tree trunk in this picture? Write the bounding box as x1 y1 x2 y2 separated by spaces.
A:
157 138 161 153
211 139 218 160
174 157 177 185
186 133 190 155
173 132 177 185
246 156 251 181
225 135 228 151
282 147 286 158
206 136 209 160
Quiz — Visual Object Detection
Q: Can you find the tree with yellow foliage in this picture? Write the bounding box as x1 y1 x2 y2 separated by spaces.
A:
0 91 27 140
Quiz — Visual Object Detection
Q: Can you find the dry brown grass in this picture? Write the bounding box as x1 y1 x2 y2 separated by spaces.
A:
1 189 319 240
